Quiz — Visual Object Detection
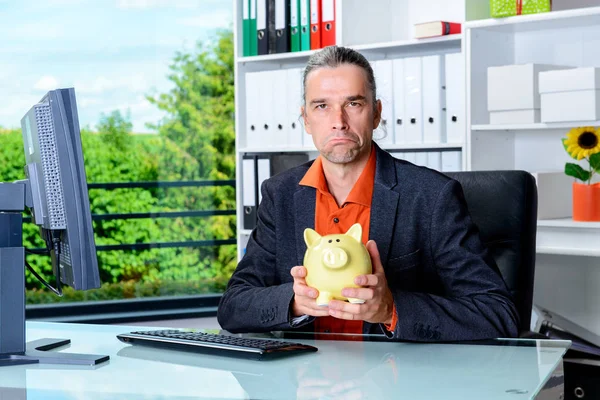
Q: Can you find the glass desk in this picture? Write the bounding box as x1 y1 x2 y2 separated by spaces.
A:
0 322 570 399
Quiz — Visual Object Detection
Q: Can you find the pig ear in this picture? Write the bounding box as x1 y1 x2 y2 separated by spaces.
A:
304 228 322 247
346 223 362 243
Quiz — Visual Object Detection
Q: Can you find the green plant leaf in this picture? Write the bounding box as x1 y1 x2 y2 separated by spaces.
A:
565 163 591 182
590 152 600 173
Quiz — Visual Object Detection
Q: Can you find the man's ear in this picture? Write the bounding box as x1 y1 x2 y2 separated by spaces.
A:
372 99 382 129
301 106 312 134
300 106 312 135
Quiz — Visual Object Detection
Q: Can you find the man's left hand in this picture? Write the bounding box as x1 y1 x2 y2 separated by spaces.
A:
327 240 394 324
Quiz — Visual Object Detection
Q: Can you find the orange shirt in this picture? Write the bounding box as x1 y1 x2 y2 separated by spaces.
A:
299 146 376 334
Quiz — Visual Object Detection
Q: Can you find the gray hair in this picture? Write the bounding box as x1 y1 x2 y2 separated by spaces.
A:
302 45 377 114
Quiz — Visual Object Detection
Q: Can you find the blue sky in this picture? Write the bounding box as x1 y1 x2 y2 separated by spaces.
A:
0 0 233 132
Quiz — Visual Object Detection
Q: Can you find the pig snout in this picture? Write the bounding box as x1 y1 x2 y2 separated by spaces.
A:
322 248 348 269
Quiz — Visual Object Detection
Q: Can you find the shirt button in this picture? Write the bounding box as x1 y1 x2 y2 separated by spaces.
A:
333 217 339 223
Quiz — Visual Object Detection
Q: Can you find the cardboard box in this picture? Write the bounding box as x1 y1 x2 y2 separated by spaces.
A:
531 171 573 219
490 109 541 124
488 64 572 112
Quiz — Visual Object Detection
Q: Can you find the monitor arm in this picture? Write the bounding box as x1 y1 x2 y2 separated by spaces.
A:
0 181 108 367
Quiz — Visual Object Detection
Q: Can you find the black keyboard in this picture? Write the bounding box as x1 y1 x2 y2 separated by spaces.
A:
116 329 318 360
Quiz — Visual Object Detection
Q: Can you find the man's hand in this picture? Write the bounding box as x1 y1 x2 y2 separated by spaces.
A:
327 240 394 324
290 266 331 318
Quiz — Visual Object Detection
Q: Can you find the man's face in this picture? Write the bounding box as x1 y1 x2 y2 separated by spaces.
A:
302 64 381 164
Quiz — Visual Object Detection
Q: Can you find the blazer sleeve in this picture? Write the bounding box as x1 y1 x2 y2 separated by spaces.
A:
386 179 519 341
217 179 302 333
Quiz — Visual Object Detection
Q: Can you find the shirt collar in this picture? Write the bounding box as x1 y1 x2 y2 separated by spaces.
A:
299 146 376 207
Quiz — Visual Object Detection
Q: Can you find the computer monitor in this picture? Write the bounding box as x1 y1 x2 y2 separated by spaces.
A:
21 87 100 290
0 87 107 367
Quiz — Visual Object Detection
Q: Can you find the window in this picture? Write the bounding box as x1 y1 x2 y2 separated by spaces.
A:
0 0 235 306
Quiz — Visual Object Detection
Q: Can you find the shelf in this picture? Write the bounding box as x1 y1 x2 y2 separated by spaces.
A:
241 220 599 256
239 143 463 154
537 218 600 229
464 6 600 33
239 146 317 153
236 35 461 64
536 218 600 257
472 122 600 132
352 35 461 57
383 143 464 151
237 49 316 64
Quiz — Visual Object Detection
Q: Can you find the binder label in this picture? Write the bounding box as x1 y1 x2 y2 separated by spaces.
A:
290 0 298 27
310 0 319 24
251 0 256 18
243 0 249 18
300 0 308 25
322 0 334 22
276 0 286 29
257 0 266 29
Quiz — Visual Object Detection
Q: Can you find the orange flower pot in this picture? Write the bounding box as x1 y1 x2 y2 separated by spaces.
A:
572 182 600 221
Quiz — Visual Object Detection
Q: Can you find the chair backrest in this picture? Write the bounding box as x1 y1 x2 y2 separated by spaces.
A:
445 170 538 334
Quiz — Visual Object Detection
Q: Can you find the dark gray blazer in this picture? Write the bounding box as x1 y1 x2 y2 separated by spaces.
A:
218 143 519 341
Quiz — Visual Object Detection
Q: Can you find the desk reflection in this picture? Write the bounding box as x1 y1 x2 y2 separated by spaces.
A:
116 333 562 400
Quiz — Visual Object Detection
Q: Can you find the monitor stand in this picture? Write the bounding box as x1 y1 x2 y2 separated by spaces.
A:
0 182 109 367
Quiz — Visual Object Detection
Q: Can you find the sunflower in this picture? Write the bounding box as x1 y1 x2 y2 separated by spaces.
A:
563 127 600 160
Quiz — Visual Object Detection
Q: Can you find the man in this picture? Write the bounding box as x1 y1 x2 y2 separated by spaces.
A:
218 46 519 341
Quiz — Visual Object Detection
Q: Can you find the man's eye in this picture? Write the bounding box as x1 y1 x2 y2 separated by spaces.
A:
348 102 360 107
316 104 327 109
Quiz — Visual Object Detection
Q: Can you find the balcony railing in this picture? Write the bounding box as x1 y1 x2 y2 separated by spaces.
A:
24 180 238 251
24 179 237 324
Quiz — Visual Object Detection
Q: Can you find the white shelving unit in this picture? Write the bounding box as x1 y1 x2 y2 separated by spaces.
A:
239 142 463 154
464 4 600 334
472 121 600 131
233 0 600 333
233 0 492 261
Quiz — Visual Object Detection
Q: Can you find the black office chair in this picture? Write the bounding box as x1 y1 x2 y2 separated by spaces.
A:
445 170 538 336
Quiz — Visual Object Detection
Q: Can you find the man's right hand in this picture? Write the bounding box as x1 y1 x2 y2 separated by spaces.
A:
291 266 331 318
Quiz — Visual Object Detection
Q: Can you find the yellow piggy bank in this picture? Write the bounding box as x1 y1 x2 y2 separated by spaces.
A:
303 223 372 306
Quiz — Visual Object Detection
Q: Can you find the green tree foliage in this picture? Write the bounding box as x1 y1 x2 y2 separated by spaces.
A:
0 29 237 303
96 110 134 150
147 28 237 281
147 29 235 181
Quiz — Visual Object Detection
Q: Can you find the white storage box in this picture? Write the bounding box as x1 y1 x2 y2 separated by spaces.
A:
489 109 541 125
531 171 573 219
541 91 600 122
487 64 572 112
539 67 600 93
539 67 600 122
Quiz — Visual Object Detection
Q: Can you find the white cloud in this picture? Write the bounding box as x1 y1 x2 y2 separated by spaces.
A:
178 9 232 28
116 0 199 9
10 22 65 40
103 96 153 114
78 96 102 107
34 76 60 91
41 0 86 5
74 75 149 95
0 94 38 123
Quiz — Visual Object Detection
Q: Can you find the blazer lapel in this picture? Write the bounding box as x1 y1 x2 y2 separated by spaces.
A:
294 187 316 266
369 144 399 266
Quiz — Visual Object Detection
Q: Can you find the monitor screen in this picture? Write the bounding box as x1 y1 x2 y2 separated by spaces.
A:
20 88 100 290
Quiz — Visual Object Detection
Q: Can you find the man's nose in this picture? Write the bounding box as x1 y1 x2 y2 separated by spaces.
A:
331 107 348 130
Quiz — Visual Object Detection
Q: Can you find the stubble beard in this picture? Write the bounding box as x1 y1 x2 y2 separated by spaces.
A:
320 133 362 164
